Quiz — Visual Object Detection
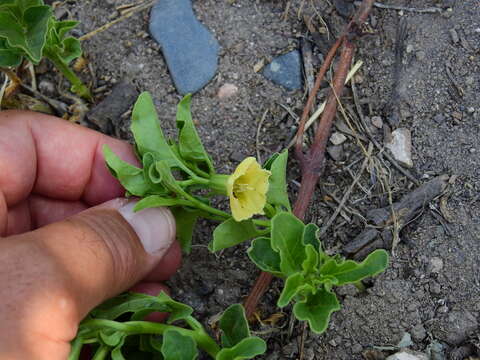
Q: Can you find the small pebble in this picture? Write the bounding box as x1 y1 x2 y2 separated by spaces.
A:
430 282 442 295
433 114 445 123
451 111 463 121
217 83 238 99
465 76 475 86
38 79 56 96
386 350 429 360
327 145 344 161
385 128 413 168
449 28 459 43
467 107 475 114
230 151 246 162
411 324 427 342
416 51 426 61
371 116 383 128
352 344 363 354
262 50 303 90
330 132 347 145
406 44 414 53
428 257 444 273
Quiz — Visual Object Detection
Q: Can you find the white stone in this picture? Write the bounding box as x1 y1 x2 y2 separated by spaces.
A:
386 350 429 360
429 257 444 273
217 83 238 99
330 132 347 145
371 116 383 128
386 128 413 168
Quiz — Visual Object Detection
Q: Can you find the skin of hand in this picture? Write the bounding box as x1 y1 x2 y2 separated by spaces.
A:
0 110 182 359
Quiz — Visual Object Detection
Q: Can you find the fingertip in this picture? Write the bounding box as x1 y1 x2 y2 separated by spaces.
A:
143 240 182 282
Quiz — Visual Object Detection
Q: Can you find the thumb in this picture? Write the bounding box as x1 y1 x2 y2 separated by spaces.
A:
0 198 176 359
0 198 176 334
35 198 176 315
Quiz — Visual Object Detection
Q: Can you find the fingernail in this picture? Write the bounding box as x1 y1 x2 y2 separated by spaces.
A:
118 201 175 256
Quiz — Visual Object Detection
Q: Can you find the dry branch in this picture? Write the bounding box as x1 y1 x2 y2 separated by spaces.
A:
343 175 449 259
244 0 376 318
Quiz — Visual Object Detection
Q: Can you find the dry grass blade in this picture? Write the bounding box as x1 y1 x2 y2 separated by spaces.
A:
320 143 373 237
79 0 156 41
256 109 269 163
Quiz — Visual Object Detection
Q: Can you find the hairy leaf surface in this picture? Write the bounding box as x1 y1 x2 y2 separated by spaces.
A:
271 212 306 276
247 237 282 276
176 94 213 173
161 329 198 360
293 286 340 334
209 218 261 252
320 249 389 285
265 150 290 211
219 304 250 348
215 337 266 360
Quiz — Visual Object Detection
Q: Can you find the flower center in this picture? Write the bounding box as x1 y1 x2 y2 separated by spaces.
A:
233 182 254 197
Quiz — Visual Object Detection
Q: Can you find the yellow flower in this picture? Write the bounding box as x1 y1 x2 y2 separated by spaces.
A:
227 157 271 221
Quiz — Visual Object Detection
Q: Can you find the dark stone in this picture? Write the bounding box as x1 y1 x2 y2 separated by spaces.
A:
333 0 355 18
87 81 138 134
149 0 220 94
262 50 303 91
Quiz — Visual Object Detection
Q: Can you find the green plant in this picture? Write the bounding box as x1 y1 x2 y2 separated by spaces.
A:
72 92 389 358
69 292 266 360
0 0 91 99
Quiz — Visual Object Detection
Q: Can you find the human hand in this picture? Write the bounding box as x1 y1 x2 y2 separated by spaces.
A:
0 111 181 359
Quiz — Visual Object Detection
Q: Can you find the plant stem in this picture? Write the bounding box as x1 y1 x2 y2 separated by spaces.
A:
178 176 210 188
243 0 376 318
92 345 110 360
67 337 83 360
83 319 221 358
44 51 92 100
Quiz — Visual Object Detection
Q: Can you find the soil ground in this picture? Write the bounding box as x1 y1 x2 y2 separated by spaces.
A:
44 0 480 358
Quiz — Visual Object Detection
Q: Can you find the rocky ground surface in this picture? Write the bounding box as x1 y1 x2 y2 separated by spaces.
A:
32 0 480 358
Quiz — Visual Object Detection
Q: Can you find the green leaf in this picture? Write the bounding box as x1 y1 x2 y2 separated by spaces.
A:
0 1 17 7
149 335 164 352
103 145 150 197
171 207 200 253
151 160 185 194
293 286 340 334
266 150 291 211
219 304 250 348
131 92 189 173
271 212 306 276
111 336 127 360
176 94 213 172
302 244 319 274
277 272 306 308
262 153 279 170
216 337 266 360
17 0 44 10
53 19 78 39
0 39 22 66
133 195 192 212
320 249 389 286
247 237 282 277
161 329 198 360
99 330 124 347
209 218 262 252
4 5 52 63
92 292 193 324
56 36 81 64
302 223 320 250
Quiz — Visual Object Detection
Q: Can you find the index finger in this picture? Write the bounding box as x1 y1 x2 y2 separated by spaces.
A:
0 110 138 207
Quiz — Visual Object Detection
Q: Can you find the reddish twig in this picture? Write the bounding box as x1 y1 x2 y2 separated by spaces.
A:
244 0 376 319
